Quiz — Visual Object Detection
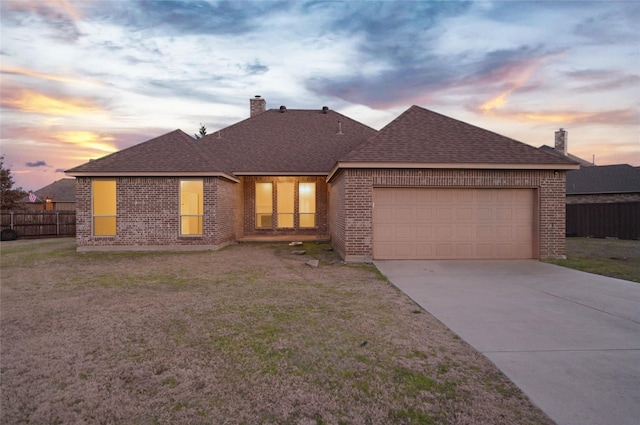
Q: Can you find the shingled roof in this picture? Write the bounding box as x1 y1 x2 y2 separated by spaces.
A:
20 178 76 203
539 145 595 167
340 105 578 167
66 130 234 179
567 164 640 195
198 108 377 174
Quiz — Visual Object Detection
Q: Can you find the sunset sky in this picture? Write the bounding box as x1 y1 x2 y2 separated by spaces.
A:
1 0 639 191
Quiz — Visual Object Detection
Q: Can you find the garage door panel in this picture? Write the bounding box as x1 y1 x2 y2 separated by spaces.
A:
436 243 453 257
374 207 394 221
395 208 413 221
416 225 433 238
497 208 512 220
456 225 473 238
497 226 513 239
496 244 514 258
477 208 493 220
375 224 394 240
436 226 453 238
457 208 473 220
396 225 414 240
373 188 535 260
476 244 493 258
415 243 434 257
456 244 474 257
415 207 433 220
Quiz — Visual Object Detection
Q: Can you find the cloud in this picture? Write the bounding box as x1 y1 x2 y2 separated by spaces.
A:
0 87 105 116
52 131 118 154
1 0 84 41
244 60 269 75
1 65 103 86
565 69 640 92
472 107 639 127
26 160 49 168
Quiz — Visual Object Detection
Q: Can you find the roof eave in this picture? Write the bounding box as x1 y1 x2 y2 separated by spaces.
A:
233 171 328 176
65 171 240 183
327 161 580 182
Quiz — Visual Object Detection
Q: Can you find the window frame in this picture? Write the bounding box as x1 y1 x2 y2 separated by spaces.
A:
92 179 117 236
179 179 204 236
254 180 317 230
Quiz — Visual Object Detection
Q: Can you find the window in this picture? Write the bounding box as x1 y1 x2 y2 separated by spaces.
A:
277 182 294 228
256 182 273 228
180 180 203 235
255 181 317 229
299 183 316 228
93 180 116 236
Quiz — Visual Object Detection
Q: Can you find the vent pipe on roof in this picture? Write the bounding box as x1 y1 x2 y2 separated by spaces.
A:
250 95 266 117
279 105 287 113
322 106 329 114
337 120 343 135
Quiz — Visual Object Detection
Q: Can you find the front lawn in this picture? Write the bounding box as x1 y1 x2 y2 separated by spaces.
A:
547 237 640 283
0 238 553 424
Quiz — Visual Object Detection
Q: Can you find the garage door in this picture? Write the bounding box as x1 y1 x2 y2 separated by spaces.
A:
373 188 535 260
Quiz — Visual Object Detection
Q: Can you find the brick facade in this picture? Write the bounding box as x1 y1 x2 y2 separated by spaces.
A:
329 168 568 261
75 177 239 251
241 176 329 238
566 193 640 204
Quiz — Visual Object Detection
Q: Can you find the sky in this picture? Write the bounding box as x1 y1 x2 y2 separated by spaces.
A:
1 0 639 191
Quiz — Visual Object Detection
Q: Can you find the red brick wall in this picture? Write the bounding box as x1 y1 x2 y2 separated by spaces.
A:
329 172 346 259
329 168 567 261
75 177 239 250
241 176 329 238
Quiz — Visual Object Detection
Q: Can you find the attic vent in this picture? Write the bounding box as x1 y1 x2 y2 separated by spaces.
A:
322 106 329 114
279 105 287 113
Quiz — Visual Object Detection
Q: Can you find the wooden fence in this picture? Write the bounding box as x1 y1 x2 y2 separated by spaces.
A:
566 202 640 240
1 210 76 239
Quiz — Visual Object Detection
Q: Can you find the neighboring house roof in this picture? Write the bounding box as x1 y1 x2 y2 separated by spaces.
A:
567 164 640 195
20 178 76 203
340 106 577 168
198 108 377 174
66 130 236 181
539 145 595 167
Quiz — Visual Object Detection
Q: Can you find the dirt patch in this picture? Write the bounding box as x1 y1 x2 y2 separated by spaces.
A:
1 238 554 424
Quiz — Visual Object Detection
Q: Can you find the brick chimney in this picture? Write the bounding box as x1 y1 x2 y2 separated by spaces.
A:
554 128 568 155
250 95 266 117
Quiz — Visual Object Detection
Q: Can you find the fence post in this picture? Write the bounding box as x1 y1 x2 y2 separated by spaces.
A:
56 212 60 235
10 211 14 230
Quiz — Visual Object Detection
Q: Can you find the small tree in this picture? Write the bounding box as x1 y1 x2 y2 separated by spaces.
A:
194 123 207 139
0 155 27 210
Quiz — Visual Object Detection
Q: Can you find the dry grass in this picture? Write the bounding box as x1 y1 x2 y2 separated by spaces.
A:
1 238 554 425
547 237 640 283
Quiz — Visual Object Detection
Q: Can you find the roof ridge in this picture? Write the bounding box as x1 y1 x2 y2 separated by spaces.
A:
175 129 227 172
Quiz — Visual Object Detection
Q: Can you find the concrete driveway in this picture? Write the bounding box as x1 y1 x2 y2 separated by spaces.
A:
374 260 640 425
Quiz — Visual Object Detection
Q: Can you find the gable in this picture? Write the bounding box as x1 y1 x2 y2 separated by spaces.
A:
340 105 578 168
199 109 377 174
66 130 236 181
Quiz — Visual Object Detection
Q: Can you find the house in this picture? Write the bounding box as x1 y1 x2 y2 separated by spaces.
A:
539 128 595 168
539 128 640 239
20 178 76 211
565 164 640 239
66 97 578 260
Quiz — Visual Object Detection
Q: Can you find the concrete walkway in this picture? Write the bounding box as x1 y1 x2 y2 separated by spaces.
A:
374 260 640 425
